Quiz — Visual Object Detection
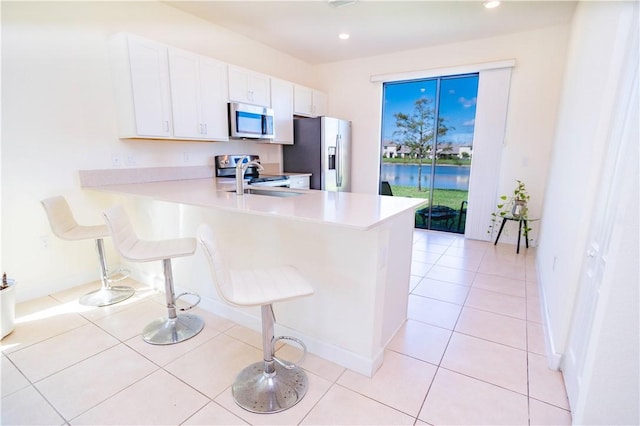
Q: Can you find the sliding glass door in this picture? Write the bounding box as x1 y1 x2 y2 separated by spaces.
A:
380 74 478 234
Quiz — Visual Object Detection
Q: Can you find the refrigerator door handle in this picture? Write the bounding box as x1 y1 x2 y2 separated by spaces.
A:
336 134 342 188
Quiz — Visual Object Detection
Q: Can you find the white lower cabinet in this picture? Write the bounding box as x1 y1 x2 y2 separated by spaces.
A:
169 48 229 141
289 175 310 189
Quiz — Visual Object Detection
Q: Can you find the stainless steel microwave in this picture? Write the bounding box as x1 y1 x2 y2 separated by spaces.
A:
228 102 275 140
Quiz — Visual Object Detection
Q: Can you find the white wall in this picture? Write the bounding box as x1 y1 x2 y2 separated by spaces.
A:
536 2 639 423
316 24 570 229
1 1 316 301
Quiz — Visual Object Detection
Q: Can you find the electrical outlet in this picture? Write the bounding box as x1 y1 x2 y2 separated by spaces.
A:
39 235 50 248
112 153 122 167
126 155 137 166
183 152 190 163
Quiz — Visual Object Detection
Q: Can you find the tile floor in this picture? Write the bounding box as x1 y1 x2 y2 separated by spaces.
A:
1 230 572 425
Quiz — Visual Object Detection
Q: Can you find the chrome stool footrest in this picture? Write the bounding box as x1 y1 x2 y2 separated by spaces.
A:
175 292 201 311
273 336 307 370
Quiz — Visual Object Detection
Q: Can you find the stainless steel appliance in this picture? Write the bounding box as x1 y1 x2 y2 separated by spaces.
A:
283 116 351 192
228 102 275 140
214 155 290 187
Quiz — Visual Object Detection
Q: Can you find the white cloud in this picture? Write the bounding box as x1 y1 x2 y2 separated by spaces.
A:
463 119 475 126
458 96 477 108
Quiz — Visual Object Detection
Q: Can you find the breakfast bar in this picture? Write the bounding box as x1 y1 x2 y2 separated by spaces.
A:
82 171 425 376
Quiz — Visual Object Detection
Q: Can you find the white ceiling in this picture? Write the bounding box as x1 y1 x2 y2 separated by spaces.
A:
166 0 577 65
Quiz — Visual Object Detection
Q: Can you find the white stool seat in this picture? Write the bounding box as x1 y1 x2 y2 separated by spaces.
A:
41 196 135 307
228 266 314 306
103 205 204 345
197 223 314 414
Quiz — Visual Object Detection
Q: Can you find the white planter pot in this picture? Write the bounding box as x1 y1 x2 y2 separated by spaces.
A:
1 280 17 339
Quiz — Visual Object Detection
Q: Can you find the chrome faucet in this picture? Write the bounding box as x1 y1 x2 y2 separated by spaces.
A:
235 156 264 195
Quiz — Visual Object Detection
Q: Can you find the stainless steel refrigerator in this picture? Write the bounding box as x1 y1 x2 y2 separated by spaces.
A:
283 116 352 192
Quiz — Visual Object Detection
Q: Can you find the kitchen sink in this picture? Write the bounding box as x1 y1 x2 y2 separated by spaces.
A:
227 188 303 197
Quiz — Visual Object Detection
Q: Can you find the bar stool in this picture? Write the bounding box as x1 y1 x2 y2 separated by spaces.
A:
197 224 314 413
41 196 135 307
103 205 204 345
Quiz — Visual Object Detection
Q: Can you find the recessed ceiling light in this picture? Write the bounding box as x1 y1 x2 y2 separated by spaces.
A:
339 33 350 40
483 1 500 8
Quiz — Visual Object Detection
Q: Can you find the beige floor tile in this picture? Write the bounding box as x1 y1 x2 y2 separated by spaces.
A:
413 242 450 255
164 333 261 399
412 249 443 264
1 385 65 426
409 275 422 292
8 323 119 382
441 333 528 394
411 260 433 277
529 398 572 425
528 352 570 409
473 272 526 297
412 277 470 305
450 238 490 250
215 371 333 425
1 355 30 397
408 295 462 330
223 324 263 350
426 265 476 286
388 319 451 365
92 299 167 341
76 285 160 322
70 369 209 425
34 343 157 420
419 368 528 425
455 307 527 350
478 258 526 280
527 296 543 323
527 280 541 298
183 401 249 425
435 254 482 271
300 384 415 425
337 350 437 416
527 321 547 355
465 287 527 319
1 302 89 354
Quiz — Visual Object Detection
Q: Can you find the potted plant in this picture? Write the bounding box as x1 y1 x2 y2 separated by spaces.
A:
1 273 17 339
488 180 531 237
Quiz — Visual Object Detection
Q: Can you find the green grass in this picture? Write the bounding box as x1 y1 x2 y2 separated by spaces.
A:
391 185 468 210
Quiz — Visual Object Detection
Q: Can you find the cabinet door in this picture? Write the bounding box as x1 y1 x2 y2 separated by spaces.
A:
229 66 270 106
312 90 328 116
199 57 229 141
270 78 294 144
127 36 172 137
294 85 313 116
169 49 228 141
168 48 201 139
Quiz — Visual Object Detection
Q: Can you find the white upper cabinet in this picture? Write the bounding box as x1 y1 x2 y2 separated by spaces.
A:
111 33 173 138
228 65 271 107
268 78 294 145
294 84 328 117
168 48 229 141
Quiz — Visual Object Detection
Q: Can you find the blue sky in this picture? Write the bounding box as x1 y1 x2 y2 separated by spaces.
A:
381 74 479 146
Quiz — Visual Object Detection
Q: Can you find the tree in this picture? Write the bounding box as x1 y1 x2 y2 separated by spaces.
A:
392 97 453 191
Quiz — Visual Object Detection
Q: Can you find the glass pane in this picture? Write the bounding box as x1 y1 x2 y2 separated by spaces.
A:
381 74 478 234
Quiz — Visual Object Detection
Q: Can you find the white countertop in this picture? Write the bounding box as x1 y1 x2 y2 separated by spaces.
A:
89 178 425 230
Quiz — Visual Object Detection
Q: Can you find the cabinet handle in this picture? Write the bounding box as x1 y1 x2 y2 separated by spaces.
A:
203 123 207 134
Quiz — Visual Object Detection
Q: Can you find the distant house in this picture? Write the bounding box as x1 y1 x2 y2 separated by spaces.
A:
382 141 398 158
458 146 472 158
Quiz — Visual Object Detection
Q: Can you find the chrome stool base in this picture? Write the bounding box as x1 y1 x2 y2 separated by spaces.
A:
232 361 309 413
79 285 135 307
142 313 204 345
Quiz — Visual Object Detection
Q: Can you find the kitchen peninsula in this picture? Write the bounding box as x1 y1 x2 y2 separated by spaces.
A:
81 168 425 376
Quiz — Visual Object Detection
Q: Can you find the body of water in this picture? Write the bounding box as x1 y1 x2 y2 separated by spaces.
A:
381 163 470 190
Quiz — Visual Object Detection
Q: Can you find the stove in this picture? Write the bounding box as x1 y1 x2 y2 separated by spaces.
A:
214 155 290 187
